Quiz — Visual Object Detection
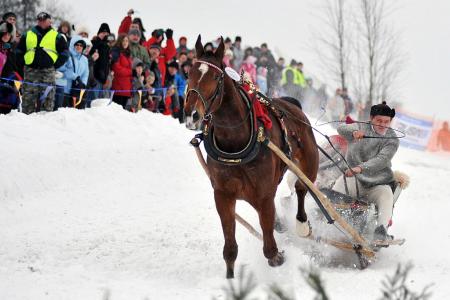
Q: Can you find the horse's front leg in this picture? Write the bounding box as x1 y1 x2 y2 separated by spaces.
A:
258 196 285 267
214 191 238 279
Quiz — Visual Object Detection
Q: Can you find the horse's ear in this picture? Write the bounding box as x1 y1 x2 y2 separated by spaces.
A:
215 36 225 61
195 34 204 58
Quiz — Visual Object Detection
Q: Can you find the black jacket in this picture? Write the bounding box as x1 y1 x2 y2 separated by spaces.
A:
89 36 110 84
15 25 69 70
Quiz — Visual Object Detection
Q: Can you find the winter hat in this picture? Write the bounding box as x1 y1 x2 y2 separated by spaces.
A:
179 36 187 42
76 25 90 36
132 58 144 69
149 43 161 51
97 23 111 35
2 12 16 21
168 61 179 70
370 101 395 118
73 39 87 49
107 33 116 42
152 29 164 38
132 17 145 32
36 12 51 21
128 28 141 36
0 21 13 34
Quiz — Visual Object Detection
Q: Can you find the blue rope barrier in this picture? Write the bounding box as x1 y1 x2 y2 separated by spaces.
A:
0 76 184 94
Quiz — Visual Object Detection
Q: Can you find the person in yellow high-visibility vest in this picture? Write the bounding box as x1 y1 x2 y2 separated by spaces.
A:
281 59 306 89
15 12 69 114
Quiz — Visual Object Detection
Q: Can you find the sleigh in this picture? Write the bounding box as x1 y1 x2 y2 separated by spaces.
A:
283 135 408 268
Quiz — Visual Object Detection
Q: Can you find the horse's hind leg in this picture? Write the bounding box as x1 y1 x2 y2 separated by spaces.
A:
214 192 238 279
258 196 285 267
295 181 312 237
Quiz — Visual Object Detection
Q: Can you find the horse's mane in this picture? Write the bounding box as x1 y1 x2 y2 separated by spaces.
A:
279 96 302 110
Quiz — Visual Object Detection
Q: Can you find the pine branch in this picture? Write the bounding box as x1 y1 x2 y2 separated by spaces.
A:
379 263 433 300
220 266 257 300
299 265 329 300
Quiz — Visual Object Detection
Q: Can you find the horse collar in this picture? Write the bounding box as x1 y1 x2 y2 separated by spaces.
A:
202 89 264 165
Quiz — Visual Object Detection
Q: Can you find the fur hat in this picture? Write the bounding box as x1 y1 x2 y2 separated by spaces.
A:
0 21 13 34
370 101 396 118
76 25 90 36
97 23 110 35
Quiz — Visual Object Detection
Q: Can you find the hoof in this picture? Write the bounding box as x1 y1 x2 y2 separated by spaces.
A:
268 251 285 267
226 268 234 279
296 220 312 237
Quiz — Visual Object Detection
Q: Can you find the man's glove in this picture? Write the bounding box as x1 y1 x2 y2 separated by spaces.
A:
165 28 173 39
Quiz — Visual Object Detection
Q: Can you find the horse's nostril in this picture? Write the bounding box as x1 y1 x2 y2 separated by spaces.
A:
193 111 200 122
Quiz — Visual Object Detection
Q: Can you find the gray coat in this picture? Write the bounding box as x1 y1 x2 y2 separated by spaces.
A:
337 123 399 188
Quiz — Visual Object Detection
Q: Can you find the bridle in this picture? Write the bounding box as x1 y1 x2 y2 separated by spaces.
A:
186 60 225 118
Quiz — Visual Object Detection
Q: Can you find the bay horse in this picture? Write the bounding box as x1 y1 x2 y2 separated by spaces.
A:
184 35 319 278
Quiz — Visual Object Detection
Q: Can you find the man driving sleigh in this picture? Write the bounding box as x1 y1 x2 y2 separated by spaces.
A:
332 101 399 241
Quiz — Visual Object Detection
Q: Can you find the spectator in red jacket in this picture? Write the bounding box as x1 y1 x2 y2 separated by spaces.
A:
111 34 133 109
118 9 146 44
144 28 176 87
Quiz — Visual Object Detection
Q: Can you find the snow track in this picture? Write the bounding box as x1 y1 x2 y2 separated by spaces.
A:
1 105 449 299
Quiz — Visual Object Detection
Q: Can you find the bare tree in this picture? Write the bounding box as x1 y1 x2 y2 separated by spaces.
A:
39 0 77 28
309 0 352 90
353 0 405 116
0 0 41 32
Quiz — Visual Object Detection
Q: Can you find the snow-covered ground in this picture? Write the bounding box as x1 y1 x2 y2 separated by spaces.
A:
1 104 449 299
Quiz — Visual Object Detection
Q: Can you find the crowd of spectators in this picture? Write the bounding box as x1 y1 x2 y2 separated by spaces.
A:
0 8 363 123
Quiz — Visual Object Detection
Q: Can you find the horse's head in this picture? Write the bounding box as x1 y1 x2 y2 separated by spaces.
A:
184 35 225 130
